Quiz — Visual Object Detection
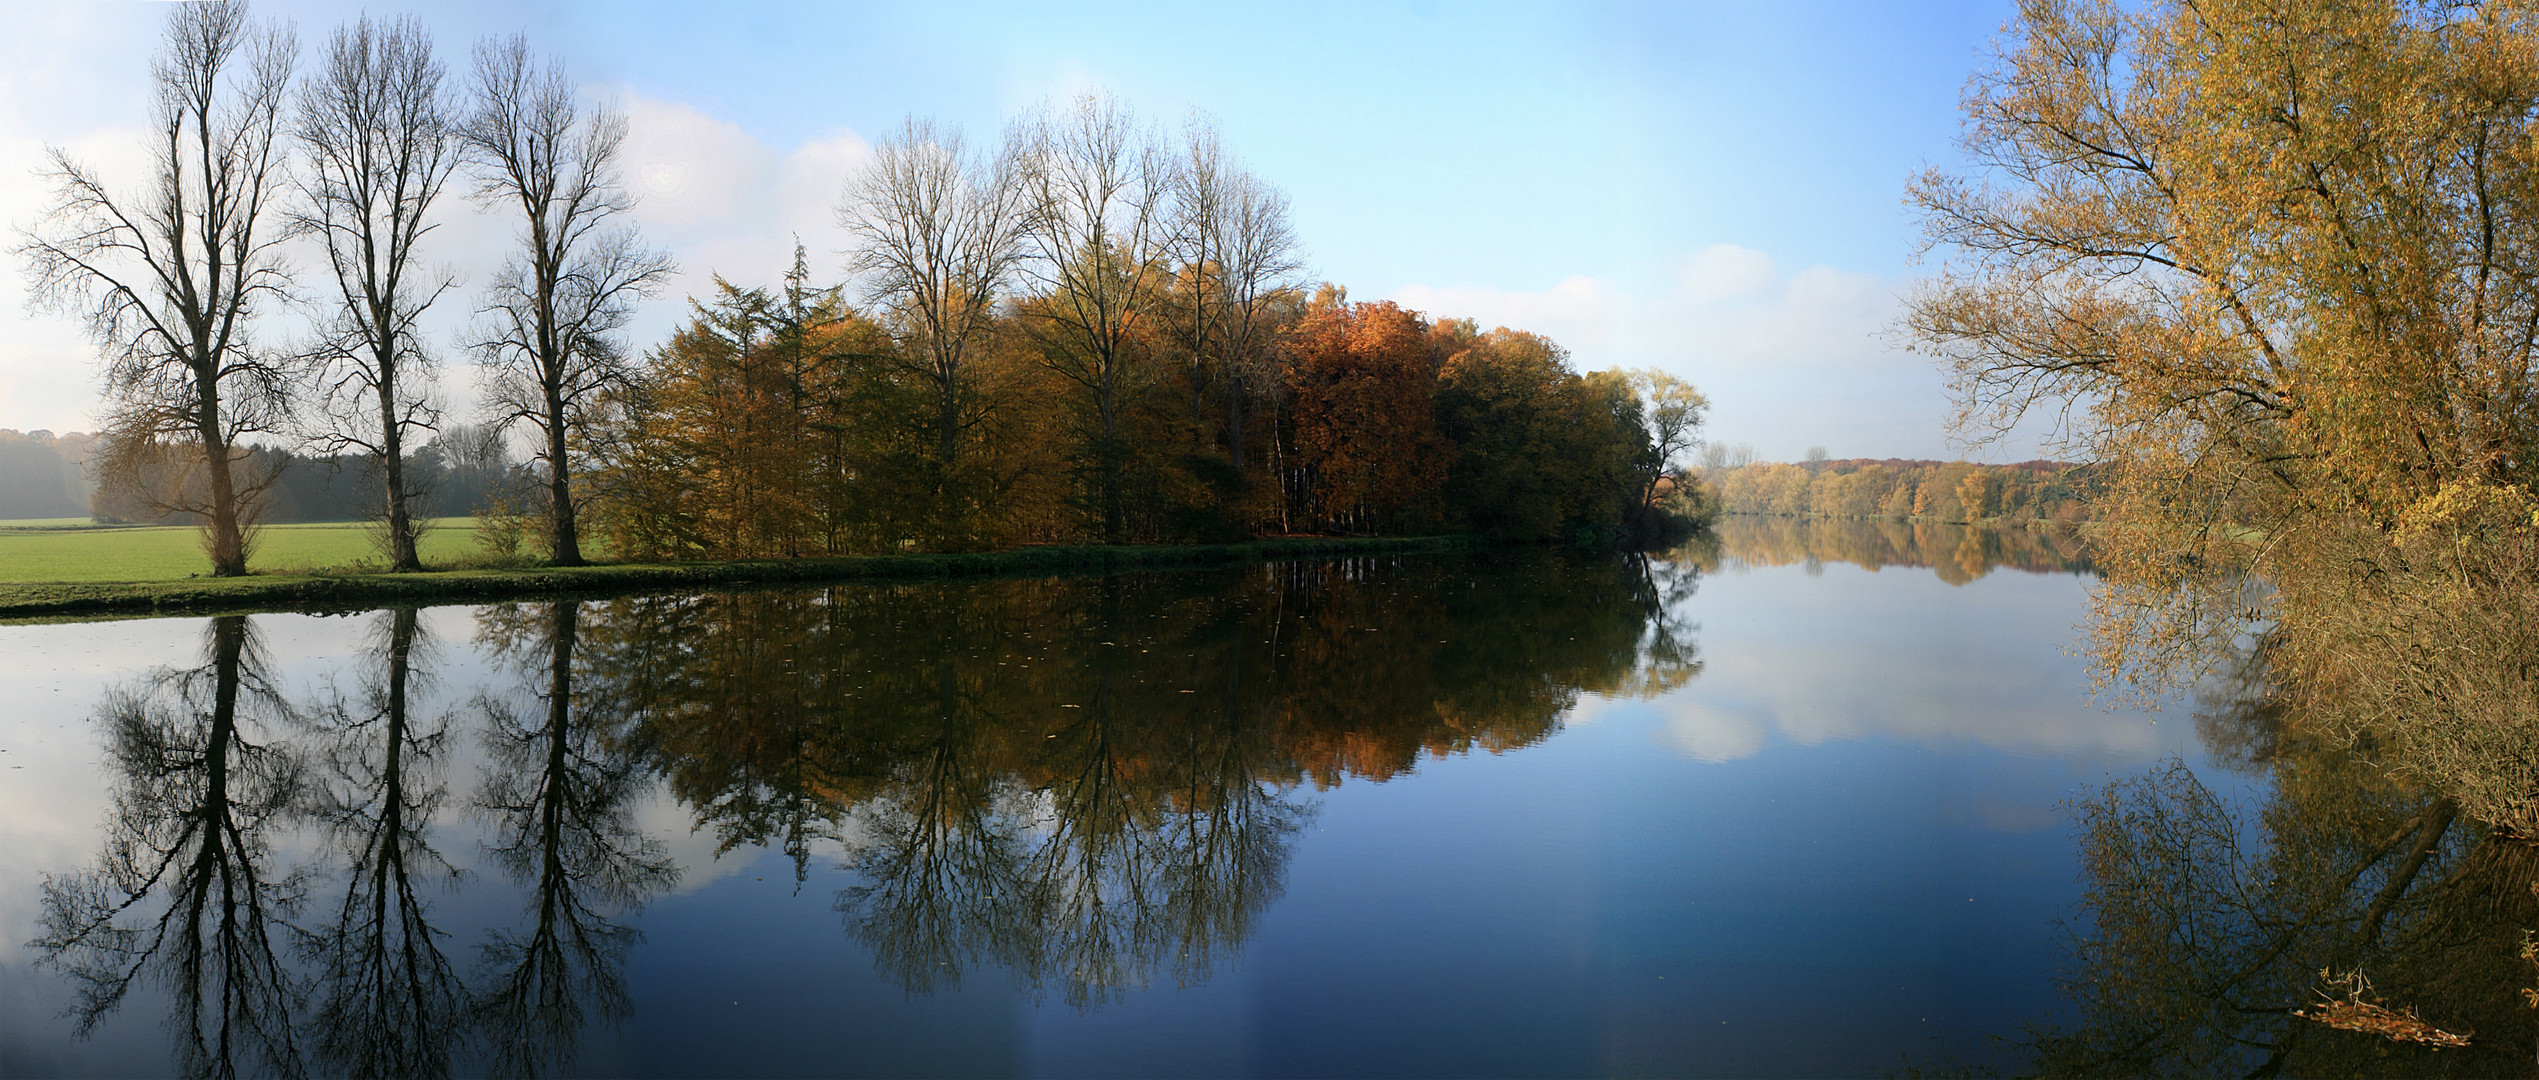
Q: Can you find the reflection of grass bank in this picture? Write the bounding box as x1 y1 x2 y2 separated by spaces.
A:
0 535 1482 621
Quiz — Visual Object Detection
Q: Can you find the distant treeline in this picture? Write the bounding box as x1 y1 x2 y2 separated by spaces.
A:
0 426 524 525
0 430 94 519
1706 457 2102 526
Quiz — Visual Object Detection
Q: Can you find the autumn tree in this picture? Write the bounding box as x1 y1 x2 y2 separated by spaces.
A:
560 554 1671 998
1628 369 1708 533
464 35 671 566
1162 123 1233 449
1162 123 1304 535
597 249 884 559
1907 0 2539 830
1163 122 1304 469
17 0 298 575
1282 300 1453 531
1948 469 1991 523
295 15 461 570
1433 327 1600 540
608 278 804 558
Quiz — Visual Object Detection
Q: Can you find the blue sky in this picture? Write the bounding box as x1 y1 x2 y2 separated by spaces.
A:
0 0 2039 461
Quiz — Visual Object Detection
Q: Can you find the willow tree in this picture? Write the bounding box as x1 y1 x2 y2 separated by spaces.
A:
18 0 297 575
1907 0 2539 830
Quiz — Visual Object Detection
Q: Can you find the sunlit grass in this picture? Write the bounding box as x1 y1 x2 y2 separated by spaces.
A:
0 518 486 582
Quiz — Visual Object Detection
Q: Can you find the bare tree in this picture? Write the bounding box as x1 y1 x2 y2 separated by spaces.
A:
17 0 299 576
295 16 459 571
839 117 1028 469
1164 122 1230 446
1013 95 1175 543
462 36 670 567
1174 127 1299 471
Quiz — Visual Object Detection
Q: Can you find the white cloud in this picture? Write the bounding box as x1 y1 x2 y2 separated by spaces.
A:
1570 563 2182 769
616 93 872 311
0 616 240 963
0 3 173 435
1646 697 1771 764
0 125 162 435
1677 243 1778 304
1656 635 2157 762
1388 244 2028 461
1393 243 1893 372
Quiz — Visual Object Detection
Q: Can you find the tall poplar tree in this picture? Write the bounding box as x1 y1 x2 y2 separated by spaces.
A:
463 36 671 567
296 15 461 571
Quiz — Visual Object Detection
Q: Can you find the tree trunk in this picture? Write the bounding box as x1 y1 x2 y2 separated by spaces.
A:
1099 381 1124 545
545 405 582 567
380 366 419 571
200 411 248 577
1227 374 1247 470
205 614 245 806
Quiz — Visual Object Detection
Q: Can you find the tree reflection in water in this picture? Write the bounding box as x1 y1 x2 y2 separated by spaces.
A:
1703 515 2090 583
26 552 1701 1076
588 552 1692 1007
2024 636 2539 1077
299 608 467 1078
33 615 310 1080
471 601 678 1077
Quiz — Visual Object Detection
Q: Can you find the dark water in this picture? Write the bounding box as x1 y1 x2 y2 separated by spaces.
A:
0 522 2195 1077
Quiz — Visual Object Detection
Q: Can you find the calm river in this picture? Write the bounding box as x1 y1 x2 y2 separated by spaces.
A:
0 520 2217 1077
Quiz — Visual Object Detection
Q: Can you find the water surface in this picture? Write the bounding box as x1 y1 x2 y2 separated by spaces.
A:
0 522 2197 1077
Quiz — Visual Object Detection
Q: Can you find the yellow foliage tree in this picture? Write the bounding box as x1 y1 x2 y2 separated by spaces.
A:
1908 0 2539 828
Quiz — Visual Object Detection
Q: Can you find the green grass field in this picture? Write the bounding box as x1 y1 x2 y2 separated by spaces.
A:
0 518 487 582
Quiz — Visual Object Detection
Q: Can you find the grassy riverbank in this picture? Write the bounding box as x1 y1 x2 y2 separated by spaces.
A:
0 518 484 582
0 532 1483 621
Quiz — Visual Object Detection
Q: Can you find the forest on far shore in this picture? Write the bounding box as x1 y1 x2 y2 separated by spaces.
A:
1704 456 2100 527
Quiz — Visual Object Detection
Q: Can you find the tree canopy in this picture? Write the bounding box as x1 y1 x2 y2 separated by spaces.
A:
1908 0 2539 832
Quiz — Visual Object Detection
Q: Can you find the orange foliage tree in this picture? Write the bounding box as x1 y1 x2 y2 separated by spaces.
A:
1280 299 1453 532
